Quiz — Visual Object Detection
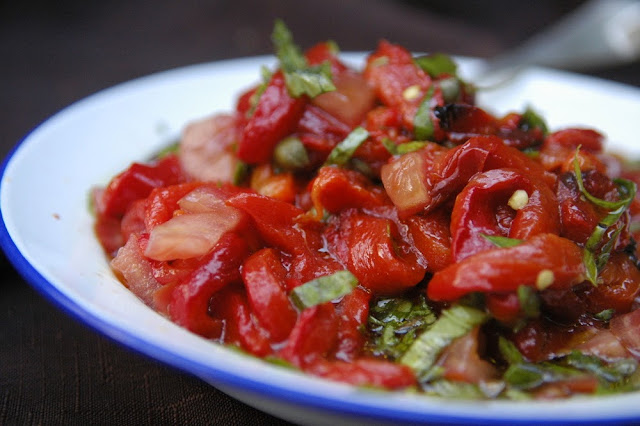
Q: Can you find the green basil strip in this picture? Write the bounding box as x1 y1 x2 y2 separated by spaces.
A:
517 285 540 319
271 19 306 71
413 86 435 141
573 148 637 284
414 53 458 78
382 139 428 156
367 295 436 360
481 234 524 248
324 127 369 166
498 336 525 365
520 106 549 135
290 270 358 309
583 248 599 286
284 63 336 98
271 19 335 98
573 149 636 211
565 351 637 384
400 305 487 380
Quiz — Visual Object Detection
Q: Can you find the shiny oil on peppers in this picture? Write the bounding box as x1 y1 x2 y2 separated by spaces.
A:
93 21 640 400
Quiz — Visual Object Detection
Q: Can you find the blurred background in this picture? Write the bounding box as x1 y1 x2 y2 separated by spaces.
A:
1 1 638 424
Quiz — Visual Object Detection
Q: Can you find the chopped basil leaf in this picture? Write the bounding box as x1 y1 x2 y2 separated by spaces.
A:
583 247 599 286
232 160 249 185
520 106 549 136
565 351 637 384
481 234 524 248
271 19 335 98
324 127 369 166
574 149 636 211
503 362 586 390
382 139 428 156
414 53 457 78
573 148 637 284
400 305 487 380
498 336 525 365
499 337 637 392
423 380 486 399
284 63 336 98
594 308 615 321
289 270 358 309
413 86 435 140
271 19 306 71
367 295 436 360
397 141 429 155
522 147 541 159
274 136 310 170
517 285 540 319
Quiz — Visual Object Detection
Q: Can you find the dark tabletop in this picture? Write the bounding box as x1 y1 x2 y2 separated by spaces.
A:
2 1 639 425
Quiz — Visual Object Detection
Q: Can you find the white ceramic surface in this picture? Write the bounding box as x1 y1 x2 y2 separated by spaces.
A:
2 54 640 426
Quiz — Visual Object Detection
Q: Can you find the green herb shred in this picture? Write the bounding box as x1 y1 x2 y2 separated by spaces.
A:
290 270 358 309
271 19 335 98
367 295 436 360
573 147 637 284
414 53 458 78
399 305 487 380
481 234 524 248
324 127 369 166
413 86 435 141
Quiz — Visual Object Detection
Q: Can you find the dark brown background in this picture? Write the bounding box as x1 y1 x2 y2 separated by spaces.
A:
2 1 639 424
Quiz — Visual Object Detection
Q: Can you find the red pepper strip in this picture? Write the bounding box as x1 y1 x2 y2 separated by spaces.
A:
427 233 585 301
120 199 147 243
210 287 272 357
241 248 298 342
435 104 544 150
427 136 556 213
168 233 249 338
144 182 203 230
539 128 604 172
326 210 426 295
404 210 452 273
236 71 306 164
485 292 521 324
308 166 387 220
363 40 432 131
226 192 306 254
297 105 351 158
450 168 560 261
308 358 416 390
333 286 371 362
226 192 338 282
95 154 185 218
279 303 338 368
364 40 431 108
580 253 640 315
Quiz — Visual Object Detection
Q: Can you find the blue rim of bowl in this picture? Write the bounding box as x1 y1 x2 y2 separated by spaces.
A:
1 61 639 426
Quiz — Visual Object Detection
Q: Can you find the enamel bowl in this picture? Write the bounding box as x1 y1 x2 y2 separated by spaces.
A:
2 54 640 425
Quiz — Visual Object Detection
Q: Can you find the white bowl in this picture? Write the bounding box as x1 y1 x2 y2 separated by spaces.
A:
2 54 640 425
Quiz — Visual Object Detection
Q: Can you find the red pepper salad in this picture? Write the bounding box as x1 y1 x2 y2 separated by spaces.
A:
94 21 640 399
